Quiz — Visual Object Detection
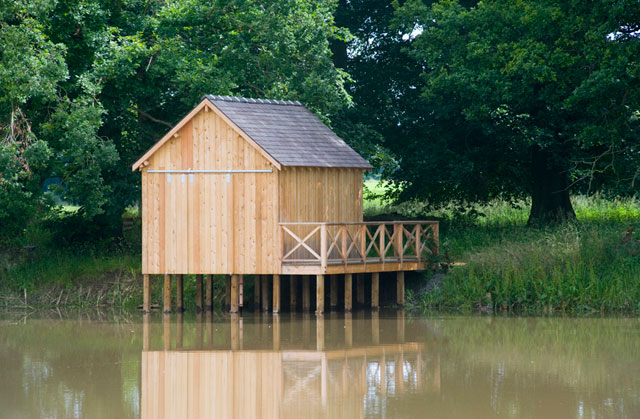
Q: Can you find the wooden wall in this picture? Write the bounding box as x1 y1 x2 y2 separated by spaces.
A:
142 108 279 274
279 167 364 223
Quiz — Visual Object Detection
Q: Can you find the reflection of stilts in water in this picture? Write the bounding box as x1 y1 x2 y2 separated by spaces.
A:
141 310 441 419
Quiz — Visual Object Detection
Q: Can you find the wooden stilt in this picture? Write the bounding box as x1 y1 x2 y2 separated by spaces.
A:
302 275 311 312
254 275 261 309
396 271 405 306
273 274 281 313
195 274 203 312
205 274 213 311
163 274 171 313
143 274 150 313
371 272 380 309
176 274 184 312
225 274 231 311
261 275 270 312
230 274 239 313
356 273 365 306
316 274 325 315
239 275 244 308
289 276 297 311
344 274 353 312
330 274 338 308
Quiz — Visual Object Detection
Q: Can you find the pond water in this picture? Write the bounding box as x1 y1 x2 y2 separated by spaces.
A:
1 311 639 418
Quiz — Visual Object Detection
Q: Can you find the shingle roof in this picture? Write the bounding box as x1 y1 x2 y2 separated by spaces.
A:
203 95 372 169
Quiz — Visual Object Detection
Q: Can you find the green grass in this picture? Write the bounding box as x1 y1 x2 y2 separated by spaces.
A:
404 195 640 314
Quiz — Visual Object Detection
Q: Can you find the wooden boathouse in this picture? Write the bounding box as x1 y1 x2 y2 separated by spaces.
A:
132 95 438 314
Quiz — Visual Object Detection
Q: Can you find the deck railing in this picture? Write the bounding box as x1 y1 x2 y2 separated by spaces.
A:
280 221 439 268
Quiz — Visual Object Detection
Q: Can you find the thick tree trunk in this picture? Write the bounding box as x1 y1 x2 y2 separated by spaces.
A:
528 146 576 225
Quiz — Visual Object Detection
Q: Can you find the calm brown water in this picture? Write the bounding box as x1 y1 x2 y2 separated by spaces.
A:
1 311 639 418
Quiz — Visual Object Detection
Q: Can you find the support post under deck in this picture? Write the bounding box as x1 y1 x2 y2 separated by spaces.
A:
176 274 184 312
371 272 380 310
225 274 231 311
230 274 240 313
143 274 150 313
396 271 405 306
273 274 281 313
163 274 171 313
316 274 325 315
344 274 353 312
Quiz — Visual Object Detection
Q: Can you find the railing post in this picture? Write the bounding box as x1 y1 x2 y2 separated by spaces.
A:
341 226 348 265
379 224 385 263
416 224 422 262
320 223 327 273
361 224 366 264
396 223 404 263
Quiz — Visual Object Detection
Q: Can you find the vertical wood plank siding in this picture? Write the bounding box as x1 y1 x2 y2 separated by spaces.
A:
142 109 279 274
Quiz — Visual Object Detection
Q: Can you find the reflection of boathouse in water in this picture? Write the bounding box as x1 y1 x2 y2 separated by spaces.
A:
141 312 440 418
132 95 439 314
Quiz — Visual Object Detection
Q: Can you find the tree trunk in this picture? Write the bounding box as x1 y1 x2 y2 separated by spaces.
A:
528 146 576 225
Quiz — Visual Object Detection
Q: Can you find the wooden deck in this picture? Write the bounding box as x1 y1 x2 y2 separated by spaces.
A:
280 221 439 275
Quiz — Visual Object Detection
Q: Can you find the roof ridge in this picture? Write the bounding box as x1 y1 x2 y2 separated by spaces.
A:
204 95 302 106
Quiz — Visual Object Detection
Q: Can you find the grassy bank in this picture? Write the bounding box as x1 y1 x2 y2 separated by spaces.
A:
399 196 640 315
3 185 639 313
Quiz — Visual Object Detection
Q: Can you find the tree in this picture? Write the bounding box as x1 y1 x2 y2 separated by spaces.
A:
392 0 640 223
0 0 349 241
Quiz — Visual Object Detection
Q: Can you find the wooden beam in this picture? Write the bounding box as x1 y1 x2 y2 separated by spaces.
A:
356 273 365 306
302 275 311 312
176 274 184 312
230 274 239 313
316 274 325 315
396 271 405 306
143 274 150 313
273 274 281 313
289 275 297 311
163 274 171 313
261 275 270 312
344 273 353 312
330 274 338 308
195 274 203 312
371 272 380 309
205 274 213 311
